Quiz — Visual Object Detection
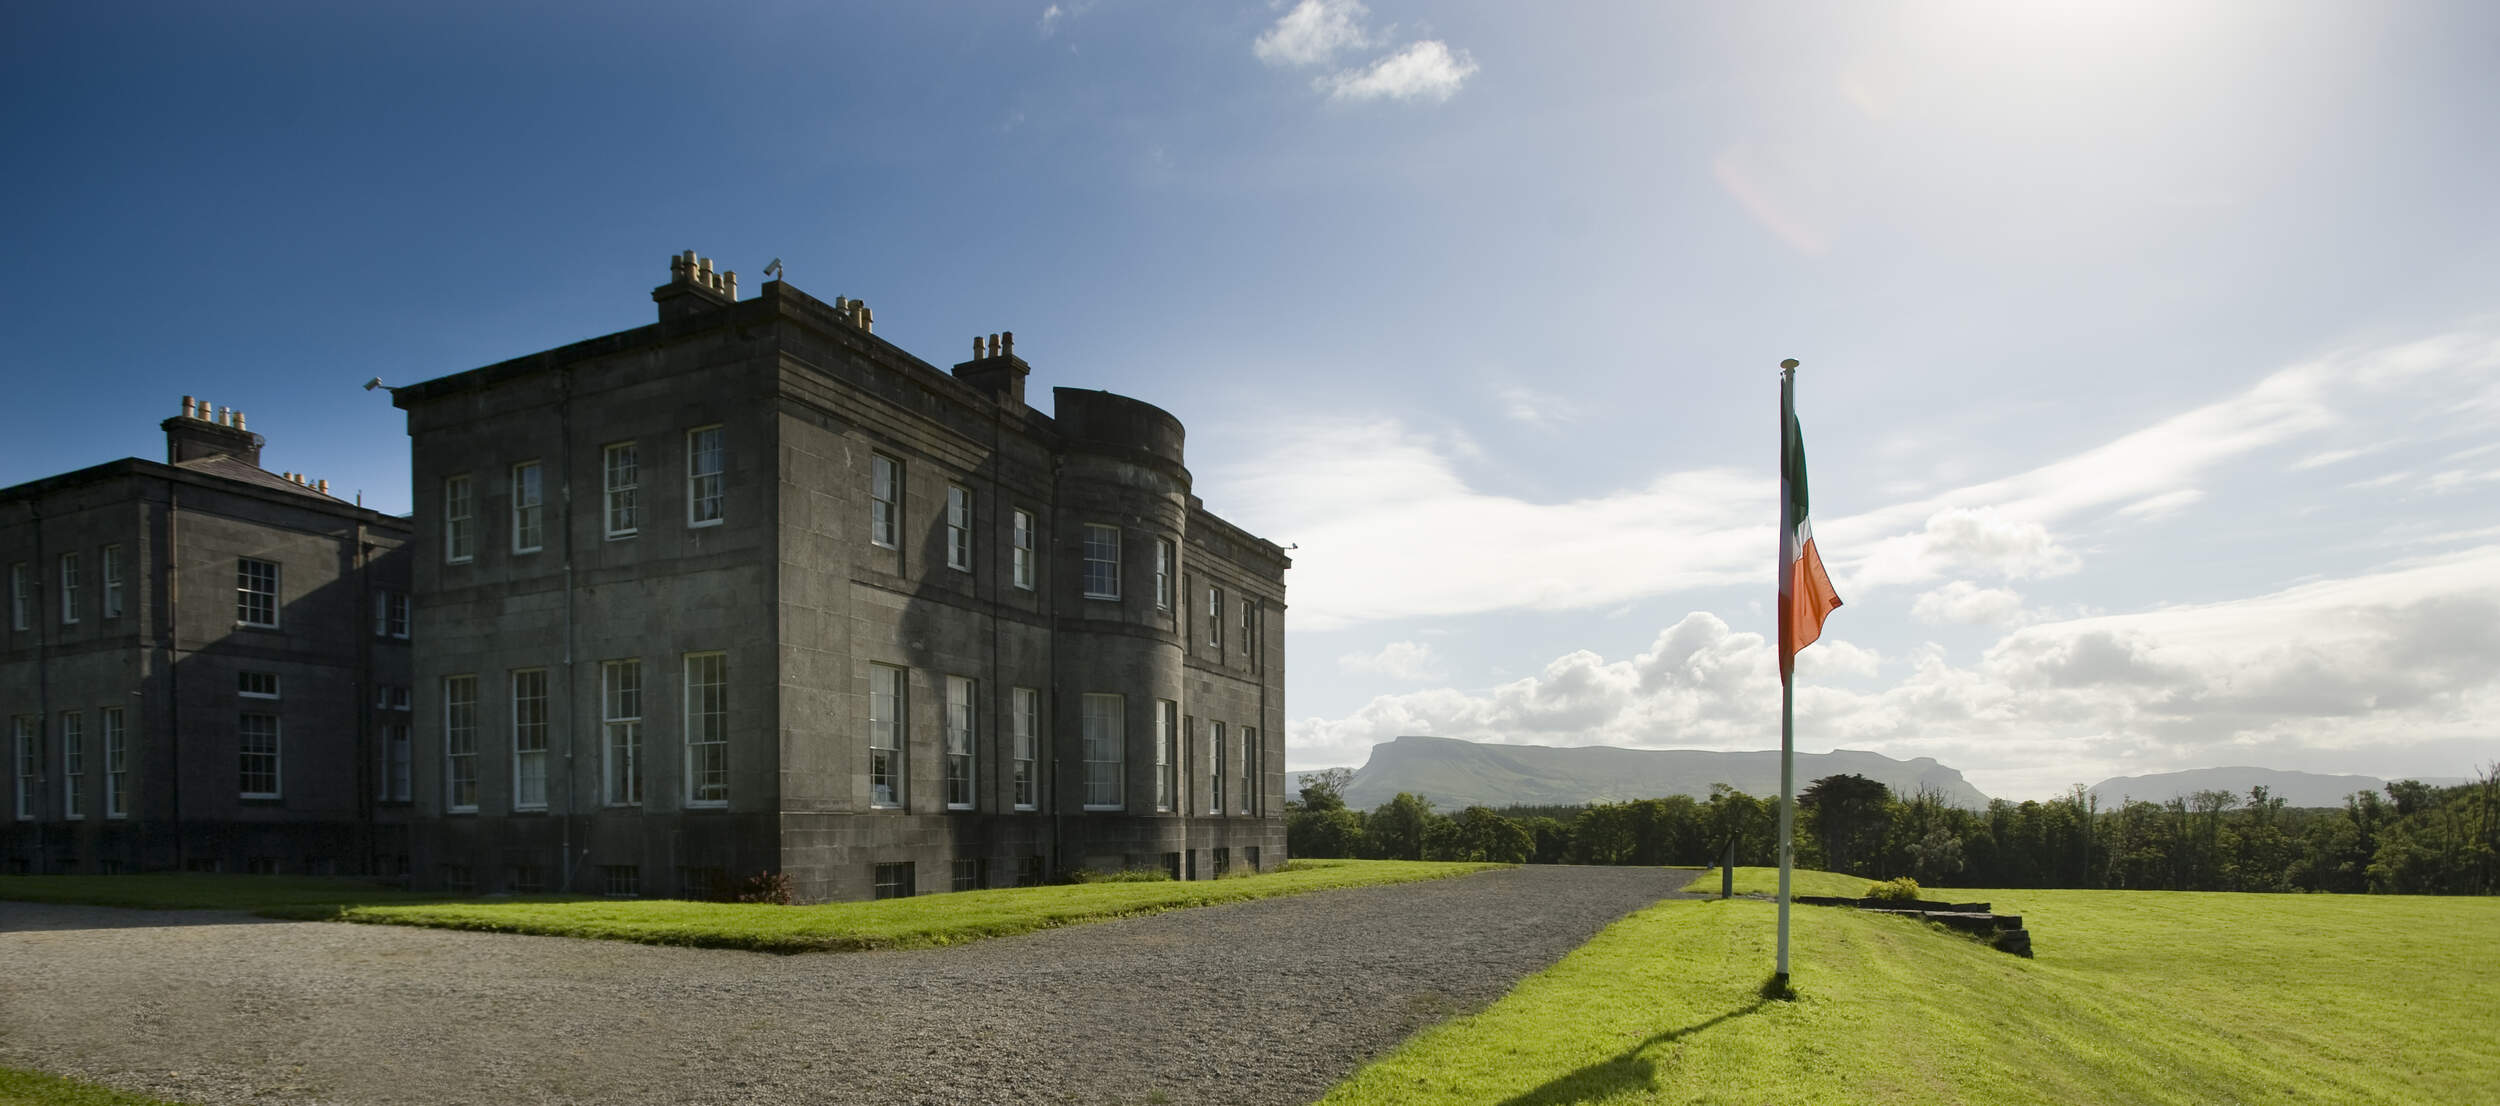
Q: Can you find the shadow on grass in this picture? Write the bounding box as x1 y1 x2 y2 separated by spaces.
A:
1493 998 1772 1106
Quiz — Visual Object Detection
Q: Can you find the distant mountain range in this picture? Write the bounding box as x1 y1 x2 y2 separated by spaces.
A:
2085 767 2468 809
1330 735 1994 811
1292 737 2474 814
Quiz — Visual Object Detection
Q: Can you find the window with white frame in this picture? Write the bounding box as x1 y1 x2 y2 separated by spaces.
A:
869 663 906 808
512 668 548 810
239 671 278 700
236 558 278 628
1082 693 1123 810
103 708 127 818
1208 586 1224 649
1154 699 1176 812
443 674 477 811
372 591 410 640
603 660 641 805
870 454 900 548
379 723 411 802
1011 687 1038 811
1155 539 1174 611
1240 726 1255 814
687 426 724 526
945 485 972 571
9 563 28 631
60 711 83 819
444 474 475 563
58 552 80 624
512 461 544 553
1082 525 1121 600
604 442 641 538
239 712 280 799
1012 509 1035 590
1242 598 1256 656
1209 721 1225 815
13 716 37 819
101 545 123 619
377 685 411 712
944 675 975 809
685 652 727 805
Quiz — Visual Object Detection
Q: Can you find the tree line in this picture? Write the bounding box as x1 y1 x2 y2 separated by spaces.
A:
1285 765 2500 895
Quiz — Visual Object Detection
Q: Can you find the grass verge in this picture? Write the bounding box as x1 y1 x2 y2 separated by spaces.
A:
1324 872 2499 1104
0 859 1505 954
0 1067 187 1106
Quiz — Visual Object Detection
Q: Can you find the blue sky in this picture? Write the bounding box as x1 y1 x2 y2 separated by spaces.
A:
6 1 2496 799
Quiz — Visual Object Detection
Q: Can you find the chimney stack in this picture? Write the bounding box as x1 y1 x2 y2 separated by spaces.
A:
653 248 739 322
162 396 264 468
951 328 1031 409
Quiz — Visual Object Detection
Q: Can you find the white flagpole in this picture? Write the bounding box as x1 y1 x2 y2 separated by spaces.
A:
1775 358 1799 986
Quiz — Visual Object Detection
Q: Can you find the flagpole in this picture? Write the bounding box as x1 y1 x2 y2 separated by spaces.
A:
1775 358 1799 988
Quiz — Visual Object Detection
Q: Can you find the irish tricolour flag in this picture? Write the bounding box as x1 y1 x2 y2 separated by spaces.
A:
1779 375 1842 679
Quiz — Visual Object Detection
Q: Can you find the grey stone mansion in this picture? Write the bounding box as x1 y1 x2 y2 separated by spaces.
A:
3 251 1289 901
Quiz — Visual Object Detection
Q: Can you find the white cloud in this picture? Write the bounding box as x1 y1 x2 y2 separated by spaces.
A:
1038 4 1063 37
1205 327 2500 631
1254 0 1371 67
1322 40 1478 103
2117 488 2204 521
1848 506 2081 592
1205 418 1762 630
1338 640 1447 682
1496 384 1582 429
1911 581 2031 627
2292 446 2370 470
1290 546 2500 798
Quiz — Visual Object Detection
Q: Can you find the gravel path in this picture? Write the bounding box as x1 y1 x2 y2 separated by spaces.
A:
2 866 1696 1106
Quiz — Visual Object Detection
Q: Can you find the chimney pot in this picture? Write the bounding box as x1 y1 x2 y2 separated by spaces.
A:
234 411 245 431
318 479 330 495
181 395 195 418
1002 331 1014 356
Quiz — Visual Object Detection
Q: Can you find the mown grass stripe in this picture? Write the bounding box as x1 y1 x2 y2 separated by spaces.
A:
0 859 1507 954
1325 869 2498 1105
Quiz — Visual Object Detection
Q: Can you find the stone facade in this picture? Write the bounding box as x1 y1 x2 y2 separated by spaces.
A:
1 403 414 875
393 253 1289 901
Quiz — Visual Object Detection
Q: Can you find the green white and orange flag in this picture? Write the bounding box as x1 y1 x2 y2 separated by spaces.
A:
1779 376 1842 679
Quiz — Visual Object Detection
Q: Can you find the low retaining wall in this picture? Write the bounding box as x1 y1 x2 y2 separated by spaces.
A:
1793 895 2033 957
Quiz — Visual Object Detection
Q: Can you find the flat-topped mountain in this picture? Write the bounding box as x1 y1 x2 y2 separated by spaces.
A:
2085 766 2467 809
1336 735 1992 811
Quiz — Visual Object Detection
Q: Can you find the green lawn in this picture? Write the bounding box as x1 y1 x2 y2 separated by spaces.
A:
1325 871 2499 1105
0 1067 186 1106
0 859 1505 954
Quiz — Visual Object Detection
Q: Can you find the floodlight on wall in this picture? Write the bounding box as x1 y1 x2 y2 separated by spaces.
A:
363 377 400 392
764 258 784 280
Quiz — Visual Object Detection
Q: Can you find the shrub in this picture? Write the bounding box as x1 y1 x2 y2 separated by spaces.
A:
1864 876 1922 903
1065 867 1173 884
711 871 794 905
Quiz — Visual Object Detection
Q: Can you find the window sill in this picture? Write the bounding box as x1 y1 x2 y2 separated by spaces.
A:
446 557 474 566
1082 804 1124 812
689 519 723 530
686 800 728 810
1012 804 1038 812
513 547 543 556
605 532 639 542
1083 593 1121 602
446 807 478 815
944 803 973 811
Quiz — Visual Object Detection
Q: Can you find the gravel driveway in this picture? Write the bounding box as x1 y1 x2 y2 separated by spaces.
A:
1 866 1695 1106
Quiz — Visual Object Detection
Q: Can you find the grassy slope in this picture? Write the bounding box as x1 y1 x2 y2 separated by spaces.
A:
1327 872 2498 1105
0 1068 186 1106
0 860 1504 953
